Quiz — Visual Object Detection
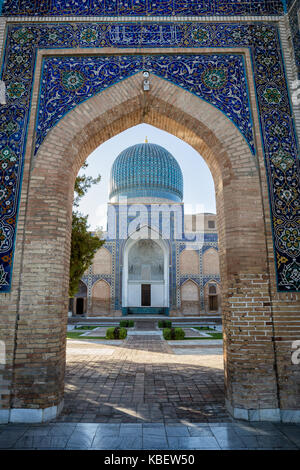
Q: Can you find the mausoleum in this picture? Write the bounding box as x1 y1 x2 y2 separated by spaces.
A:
73 141 221 317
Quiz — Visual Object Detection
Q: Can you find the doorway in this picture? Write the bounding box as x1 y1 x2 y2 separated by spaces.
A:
76 298 84 315
208 284 218 312
141 284 151 307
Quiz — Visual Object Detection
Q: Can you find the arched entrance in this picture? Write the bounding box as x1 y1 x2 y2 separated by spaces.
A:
73 280 87 316
122 229 169 315
181 280 200 315
204 282 221 314
91 279 111 315
3 73 300 423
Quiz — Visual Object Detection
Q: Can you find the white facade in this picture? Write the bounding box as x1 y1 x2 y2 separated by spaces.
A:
122 228 169 309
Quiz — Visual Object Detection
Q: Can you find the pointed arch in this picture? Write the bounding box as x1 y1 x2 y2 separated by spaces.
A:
180 279 200 315
75 279 87 297
13 72 282 419
204 280 221 314
181 279 199 301
91 278 111 315
122 225 169 310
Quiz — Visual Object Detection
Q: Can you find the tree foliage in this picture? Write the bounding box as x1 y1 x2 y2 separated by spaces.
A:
73 162 101 208
69 164 104 297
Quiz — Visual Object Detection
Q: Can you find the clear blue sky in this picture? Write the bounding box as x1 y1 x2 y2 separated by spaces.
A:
77 124 216 231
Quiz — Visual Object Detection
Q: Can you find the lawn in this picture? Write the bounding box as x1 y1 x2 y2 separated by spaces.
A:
183 332 223 340
74 325 99 330
184 327 223 340
67 331 106 340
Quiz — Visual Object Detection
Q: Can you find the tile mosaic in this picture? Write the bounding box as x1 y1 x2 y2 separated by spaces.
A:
0 21 298 294
1 1 285 17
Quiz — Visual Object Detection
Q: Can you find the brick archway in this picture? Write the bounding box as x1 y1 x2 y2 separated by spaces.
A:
91 279 111 316
180 279 200 315
3 73 299 423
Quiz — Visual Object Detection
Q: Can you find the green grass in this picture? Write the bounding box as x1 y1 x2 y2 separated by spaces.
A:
163 327 185 340
120 320 134 328
106 327 127 340
158 320 172 329
74 325 98 330
182 333 223 340
194 326 216 331
66 332 106 340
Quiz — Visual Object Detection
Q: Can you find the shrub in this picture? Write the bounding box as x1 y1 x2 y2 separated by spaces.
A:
120 320 134 328
118 327 127 339
163 327 185 340
75 325 96 330
106 327 127 340
158 320 172 329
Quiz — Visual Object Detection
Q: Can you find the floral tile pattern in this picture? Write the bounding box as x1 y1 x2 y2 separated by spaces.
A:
35 54 254 156
0 21 299 292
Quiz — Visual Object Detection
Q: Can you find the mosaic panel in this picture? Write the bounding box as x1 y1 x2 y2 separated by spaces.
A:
179 276 201 287
1 0 285 17
36 54 254 156
202 243 219 254
0 21 299 293
203 275 221 284
89 274 112 286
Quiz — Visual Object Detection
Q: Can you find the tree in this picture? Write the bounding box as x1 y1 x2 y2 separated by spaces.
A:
73 162 101 208
69 163 104 297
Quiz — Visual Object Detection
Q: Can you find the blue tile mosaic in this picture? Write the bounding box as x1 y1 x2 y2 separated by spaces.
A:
35 54 254 156
109 143 183 202
1 0 285 17
0 21 299 293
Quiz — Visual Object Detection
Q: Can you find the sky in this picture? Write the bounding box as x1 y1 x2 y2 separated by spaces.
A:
77 123 216 231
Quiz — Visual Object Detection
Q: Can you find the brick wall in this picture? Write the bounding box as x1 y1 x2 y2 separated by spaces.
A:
91 280 111 315
203 248 220 276
179 250 199 275
0 55 299 419
92 247 112 275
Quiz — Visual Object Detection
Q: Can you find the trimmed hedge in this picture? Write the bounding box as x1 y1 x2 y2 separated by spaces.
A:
158 320 172 329
163 327 185 340
120 320 134 328
106 327 127 340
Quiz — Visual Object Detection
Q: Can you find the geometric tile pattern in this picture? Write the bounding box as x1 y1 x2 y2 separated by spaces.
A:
36 54 254 156
177 241 220 310
93 201 219 310
109 143 184 202
0 21 299 292
1 0 285 17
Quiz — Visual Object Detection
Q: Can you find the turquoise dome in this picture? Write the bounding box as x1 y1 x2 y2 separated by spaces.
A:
109 143 183 202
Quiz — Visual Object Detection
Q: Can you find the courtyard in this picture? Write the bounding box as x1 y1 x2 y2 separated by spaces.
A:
0 320 300 450
59 321 227 424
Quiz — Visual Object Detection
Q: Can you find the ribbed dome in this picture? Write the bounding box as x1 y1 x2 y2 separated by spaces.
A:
109 143 183 202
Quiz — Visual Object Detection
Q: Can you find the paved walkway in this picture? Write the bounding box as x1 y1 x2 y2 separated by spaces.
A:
0 422 299 449
57 332 227 423
1 329 300 450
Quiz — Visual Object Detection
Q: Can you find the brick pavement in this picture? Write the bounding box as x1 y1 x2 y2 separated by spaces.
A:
56 334 229 424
